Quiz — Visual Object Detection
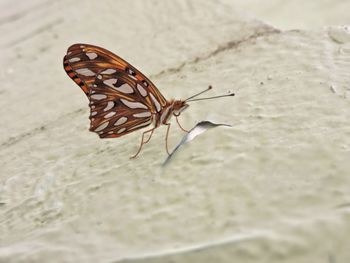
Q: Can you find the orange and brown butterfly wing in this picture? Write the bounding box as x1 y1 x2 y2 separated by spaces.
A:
63 43 166 138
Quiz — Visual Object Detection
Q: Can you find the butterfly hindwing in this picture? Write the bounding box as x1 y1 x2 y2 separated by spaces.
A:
88 73 153 138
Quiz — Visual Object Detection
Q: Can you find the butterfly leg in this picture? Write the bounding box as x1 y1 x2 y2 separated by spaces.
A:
175 115 189 133
165 123 172 155
130 128 156 159
143 129 154 144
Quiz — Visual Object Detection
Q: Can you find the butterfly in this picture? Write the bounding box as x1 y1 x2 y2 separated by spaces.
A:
63 44 234 158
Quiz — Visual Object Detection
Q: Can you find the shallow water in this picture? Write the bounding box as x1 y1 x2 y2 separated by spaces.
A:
1 0 350 262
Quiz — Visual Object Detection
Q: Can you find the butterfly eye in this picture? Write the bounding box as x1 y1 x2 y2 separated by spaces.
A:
174 104 189 116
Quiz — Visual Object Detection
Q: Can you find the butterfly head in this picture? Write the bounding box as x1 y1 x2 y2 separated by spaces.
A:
172 100 189 116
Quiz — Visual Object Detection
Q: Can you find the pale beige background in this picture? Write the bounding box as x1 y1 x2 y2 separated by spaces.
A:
0 1 350 263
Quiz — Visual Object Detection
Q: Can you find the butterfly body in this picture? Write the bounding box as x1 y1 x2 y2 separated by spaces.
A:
63 44 189 157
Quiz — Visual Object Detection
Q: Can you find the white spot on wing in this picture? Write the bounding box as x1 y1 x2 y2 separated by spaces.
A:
133 112 152 118
86 52 98 60
94 122 109 132
121 99 148 109
127 68 135 75
116 84 134 94
76 68 95 76
128 119 152 130
91 94 107 100
104 79 117 88
101 69 117 74
103 80 133 94
114 117 127 126
104 112 116 118
104 101 114 111
68 57 80 63
126 69 137 80
91 111 97 116
137 84 147 97
150 93 161 112
117 128 126 134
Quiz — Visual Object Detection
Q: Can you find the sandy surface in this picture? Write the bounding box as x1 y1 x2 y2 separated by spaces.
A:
1 0 350 262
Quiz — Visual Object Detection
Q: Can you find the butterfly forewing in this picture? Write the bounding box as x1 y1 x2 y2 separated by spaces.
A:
63 43 167 138
63 44 167 104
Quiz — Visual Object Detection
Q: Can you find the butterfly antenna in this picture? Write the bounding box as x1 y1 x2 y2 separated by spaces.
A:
186 92 235 102
185 85 213 101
